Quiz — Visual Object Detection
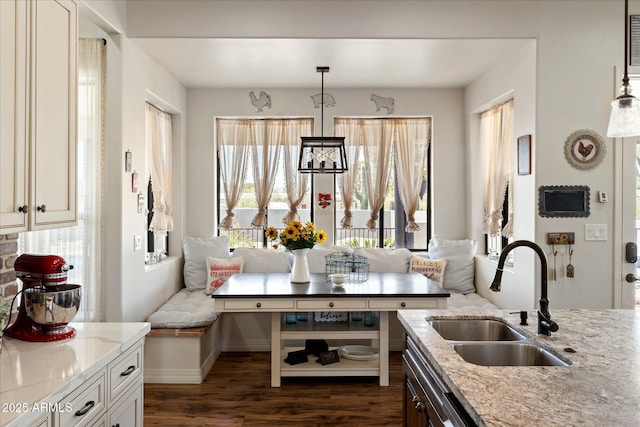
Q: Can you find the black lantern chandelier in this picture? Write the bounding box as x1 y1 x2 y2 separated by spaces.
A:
298 67 348 173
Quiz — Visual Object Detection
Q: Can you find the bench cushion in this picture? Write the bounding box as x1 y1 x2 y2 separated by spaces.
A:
147 288 217 328
447 292 499 310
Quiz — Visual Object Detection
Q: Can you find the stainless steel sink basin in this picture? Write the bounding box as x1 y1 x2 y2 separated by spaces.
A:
451 342 570 367
428 319 526 341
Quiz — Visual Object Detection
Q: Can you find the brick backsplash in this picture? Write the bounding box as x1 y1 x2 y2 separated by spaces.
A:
0 234 18 299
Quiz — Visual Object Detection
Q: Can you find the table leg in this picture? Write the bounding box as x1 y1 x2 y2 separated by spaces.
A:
271 312 281 387
379 311 389 386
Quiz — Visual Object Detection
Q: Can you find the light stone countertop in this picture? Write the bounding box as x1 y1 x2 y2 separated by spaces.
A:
0 322 150 427
397 308 640 427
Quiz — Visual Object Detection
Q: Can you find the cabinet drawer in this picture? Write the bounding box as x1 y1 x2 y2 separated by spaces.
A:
57 370 106 427
223 299 294 310
108 343 143 403
369 298 442 310
297 299 367 310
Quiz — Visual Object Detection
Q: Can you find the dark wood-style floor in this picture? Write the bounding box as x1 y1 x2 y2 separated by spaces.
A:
144 351 404 426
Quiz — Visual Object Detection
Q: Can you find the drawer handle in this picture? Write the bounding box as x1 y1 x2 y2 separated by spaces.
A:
74 400 95 417
37 204 47 213
256 302 261 308
18 205 28 214
400 302 406 308
329 302 334 308
120 365 136 376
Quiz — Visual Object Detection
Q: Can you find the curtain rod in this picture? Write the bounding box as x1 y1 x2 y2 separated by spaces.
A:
80 37 106 45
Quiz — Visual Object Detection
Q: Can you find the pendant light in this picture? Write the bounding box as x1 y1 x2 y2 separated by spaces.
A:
298 67 348 173
607 0 640 137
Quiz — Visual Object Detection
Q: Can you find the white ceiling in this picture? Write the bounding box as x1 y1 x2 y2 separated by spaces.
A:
131 38 532 89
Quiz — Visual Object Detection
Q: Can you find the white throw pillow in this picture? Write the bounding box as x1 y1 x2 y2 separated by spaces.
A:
232 248 291 273
428 237 477 294
353 247 413 273
409 256 448 287
205 256 244 294
307 245 352 274
182 236 230 291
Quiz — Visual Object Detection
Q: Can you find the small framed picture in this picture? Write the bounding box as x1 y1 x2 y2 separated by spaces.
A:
517 135 532 175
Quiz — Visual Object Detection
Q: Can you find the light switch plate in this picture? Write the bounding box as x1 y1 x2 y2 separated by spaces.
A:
585 224 607 241
134 235 142 251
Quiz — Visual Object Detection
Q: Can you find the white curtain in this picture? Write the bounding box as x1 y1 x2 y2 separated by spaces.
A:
335 118 362 228
282 119 312 225
481 100 514 236
361 120 394 230
217 119 251 229
19 39 105 321
394 118 431 232
250 120 282 228
146 103 173 252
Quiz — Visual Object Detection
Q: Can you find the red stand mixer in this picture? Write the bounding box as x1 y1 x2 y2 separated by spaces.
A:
5 254 81 342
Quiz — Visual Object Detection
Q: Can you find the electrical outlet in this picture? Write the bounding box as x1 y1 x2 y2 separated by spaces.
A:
134 235 142 251
585 224 608 241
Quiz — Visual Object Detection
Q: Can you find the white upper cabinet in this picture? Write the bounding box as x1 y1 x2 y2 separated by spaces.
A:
0 0 77 234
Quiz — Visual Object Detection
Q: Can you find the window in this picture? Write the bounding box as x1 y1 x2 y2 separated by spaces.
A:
334 118 432 250
216 118 312 248
145 102 173 260
215 117 431 250
480 100 514 259
18 39 105 321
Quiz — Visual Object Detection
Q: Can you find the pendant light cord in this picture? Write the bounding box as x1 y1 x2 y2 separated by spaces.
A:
624 0 630 89
320 69 325 137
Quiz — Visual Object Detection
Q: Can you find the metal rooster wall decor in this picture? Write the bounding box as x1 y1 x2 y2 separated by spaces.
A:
249 91 272 112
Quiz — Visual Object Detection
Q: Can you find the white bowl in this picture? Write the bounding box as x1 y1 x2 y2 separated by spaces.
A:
329 273 346 285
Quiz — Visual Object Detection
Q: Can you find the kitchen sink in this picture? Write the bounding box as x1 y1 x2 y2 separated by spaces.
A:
428 319 526 341
451 342 570 367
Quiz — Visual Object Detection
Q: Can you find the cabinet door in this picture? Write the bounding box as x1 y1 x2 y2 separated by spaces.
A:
107 383 143 427
0 0 29 233
29 0 77 229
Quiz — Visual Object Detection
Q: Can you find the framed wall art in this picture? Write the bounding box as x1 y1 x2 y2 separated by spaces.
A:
563 129 606 170
517 134 532 175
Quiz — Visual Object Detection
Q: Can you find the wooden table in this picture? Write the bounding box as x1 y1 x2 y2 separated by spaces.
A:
213 272 449 387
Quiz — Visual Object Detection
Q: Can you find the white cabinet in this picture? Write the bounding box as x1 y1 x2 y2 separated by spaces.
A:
52 342 144 427
106 382 144 427
0 0 77 234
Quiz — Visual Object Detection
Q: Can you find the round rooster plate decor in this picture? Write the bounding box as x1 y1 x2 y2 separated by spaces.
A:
563 129 606 170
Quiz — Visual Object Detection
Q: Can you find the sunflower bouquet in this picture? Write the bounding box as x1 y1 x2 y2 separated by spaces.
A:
265 221 327 251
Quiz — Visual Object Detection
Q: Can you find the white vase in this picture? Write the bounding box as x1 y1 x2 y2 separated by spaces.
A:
290 248 311 283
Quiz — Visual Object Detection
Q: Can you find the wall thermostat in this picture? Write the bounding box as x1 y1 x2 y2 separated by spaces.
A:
598 191 608 203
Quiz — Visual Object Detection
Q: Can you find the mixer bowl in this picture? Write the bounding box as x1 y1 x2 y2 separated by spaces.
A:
23 284 81 328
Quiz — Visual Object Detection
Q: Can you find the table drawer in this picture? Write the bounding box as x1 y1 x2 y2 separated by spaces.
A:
108 342 143 403
57 370 106 427
224 299 294 310
297 299 367 310
368 298 443 310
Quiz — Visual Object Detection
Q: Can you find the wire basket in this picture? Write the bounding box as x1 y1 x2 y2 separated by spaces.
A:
325 252 370 283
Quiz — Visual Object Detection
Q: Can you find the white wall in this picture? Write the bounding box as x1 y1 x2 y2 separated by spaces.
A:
177 0 623 311
80 3 189 321
83 0 633 327
187 87 465 240
466 41 538 309
188 87 464 349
